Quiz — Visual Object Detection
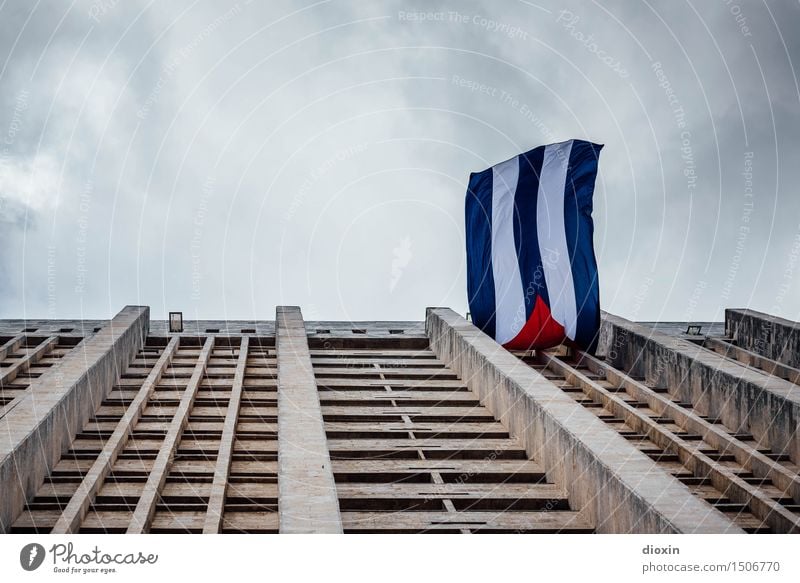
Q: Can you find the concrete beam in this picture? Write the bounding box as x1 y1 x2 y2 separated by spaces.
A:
0 305 149 533
52 337 179 534
129 336 214 534
541 352 799 533
599 312 800 465
0 334 24 361
0 336 57 389
276 306 341 533
204 337 249 534
704 337 800 385
0 336 59 418
726 308 800 369
426 307 741 534
578 350 800 506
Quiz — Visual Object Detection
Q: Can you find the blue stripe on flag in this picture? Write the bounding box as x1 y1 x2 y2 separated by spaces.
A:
513 146 548 321
465 168 496 339
563 140 603 351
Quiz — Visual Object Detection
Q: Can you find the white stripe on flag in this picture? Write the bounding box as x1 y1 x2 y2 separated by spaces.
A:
536 140 578 339
491 156 525 345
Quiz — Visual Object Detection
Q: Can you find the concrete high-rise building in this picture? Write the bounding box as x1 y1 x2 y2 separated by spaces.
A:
0 306 797 534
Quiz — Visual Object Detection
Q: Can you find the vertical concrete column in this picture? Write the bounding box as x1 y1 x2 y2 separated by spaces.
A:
0 305 149 533
276 306 341 533
426 307 741 534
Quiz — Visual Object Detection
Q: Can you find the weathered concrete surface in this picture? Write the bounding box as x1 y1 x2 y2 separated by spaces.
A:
580 351 800 507
141 318 425 338
599 312 800 465
277 306 342 533
204 336 248 534
0 306 149 533
0 336 57 388
543 353 800 532
129 336 214 534
51 337 179 534
726 308 800 369
640 322 725 338
0 335 24 361
704 337 800 385
426 308 741 534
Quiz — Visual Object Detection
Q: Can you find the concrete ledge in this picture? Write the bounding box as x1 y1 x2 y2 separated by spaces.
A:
426 308 741 534
277 306 342 533
599 312 800 465
0 306 149 533
726 308 800 369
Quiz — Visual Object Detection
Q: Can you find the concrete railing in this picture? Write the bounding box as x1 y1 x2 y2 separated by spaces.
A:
726 308 800 369
599 312 799 466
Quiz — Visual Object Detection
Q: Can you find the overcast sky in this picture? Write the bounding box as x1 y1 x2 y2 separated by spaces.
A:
1 0 799 324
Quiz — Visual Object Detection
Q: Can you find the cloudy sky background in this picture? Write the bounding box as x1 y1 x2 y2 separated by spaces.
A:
1 0 799 324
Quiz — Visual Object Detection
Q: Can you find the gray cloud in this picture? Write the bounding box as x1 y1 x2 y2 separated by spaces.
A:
1 0 798 324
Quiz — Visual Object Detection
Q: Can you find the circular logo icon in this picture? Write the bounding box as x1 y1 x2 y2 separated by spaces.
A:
20 543 46 571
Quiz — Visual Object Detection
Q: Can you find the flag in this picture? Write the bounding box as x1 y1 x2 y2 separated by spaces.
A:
465 139 602 352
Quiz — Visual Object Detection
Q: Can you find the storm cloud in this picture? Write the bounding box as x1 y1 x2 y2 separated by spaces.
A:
1 0 799 324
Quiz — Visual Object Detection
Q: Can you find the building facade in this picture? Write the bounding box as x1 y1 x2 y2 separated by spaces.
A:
0 306 797 533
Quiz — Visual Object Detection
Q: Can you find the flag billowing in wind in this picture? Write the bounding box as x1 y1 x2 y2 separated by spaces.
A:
465 139 603 353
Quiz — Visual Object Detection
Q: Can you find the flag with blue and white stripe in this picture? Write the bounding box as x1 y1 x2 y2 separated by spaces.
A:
465 139 603 352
